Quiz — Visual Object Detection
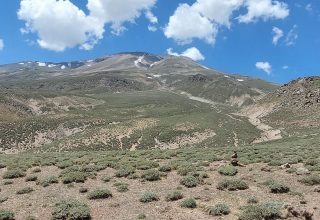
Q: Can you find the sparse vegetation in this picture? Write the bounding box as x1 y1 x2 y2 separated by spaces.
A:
87 188 112 200
239 202 282 220
37 176 58 187
26 175 38 182
299 175 320 186
0 209 14 220
141 169 160 181
16 187 34 195
217 179 248 191
2 169 25 179
139 192 159 203
113 182 129 192
165 191 183 201
218 165 238 176
208 204 231 216
52 199 90 220
180 175 198 188
79 187 88 193
180 198 197 208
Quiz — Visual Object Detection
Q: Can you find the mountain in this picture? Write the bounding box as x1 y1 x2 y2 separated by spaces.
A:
0 52 289 153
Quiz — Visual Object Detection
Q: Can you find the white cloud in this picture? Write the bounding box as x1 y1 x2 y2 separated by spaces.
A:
238 0 289 23
272 26 284 45
165 0 289 45
148 25 157 32
145 10 158 24
164 4 218 45
87 0 156 35
285 25 298 46
256 61 272 74
167 47 205 61
305 4 312 12
0 38 3 51
18 0 157 51
282 65 289 69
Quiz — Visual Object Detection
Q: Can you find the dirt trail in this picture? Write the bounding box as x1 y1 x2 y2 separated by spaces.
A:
240 105 282 143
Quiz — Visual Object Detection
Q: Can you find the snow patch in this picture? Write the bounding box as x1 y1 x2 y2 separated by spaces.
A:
19 62 25 65
224 75 230 78
153 74 161 78
48 64 56 68
134 56 144 68
237 79 244 82
87 64 92 67
150 61 161 67
201 65 209 70
61 65 66 70
38 62 46 67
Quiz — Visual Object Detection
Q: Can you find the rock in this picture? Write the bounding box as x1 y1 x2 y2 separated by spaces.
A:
296 167 310 175
300 200 307 204
302 210 313 220
281 163 291 169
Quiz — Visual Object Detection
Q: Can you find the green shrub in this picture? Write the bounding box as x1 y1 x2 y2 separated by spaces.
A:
268 182 290 194
113 182 129 192
180 198 197 208
141 169 160 181
79 187 88 193
62 172 87 184
217 179 248 191
0 209 14 220
139 192 159 203
87 188 112 200
115 167 135 178
56 160 74 169
16 187 34 194
218 165 238 176
37 176 58 187
177 164 197 176
299 175 320 186
26 175 38 182
159 165 172 172
208 204 231 216
180 175 198 188
2 169 26 179
52 199 90 220
165 191 183 201
239 202 282 220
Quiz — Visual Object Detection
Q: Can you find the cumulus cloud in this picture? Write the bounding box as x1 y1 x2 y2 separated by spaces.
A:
238 0 289 23
282 65 289 69
256 61 272 74
305 3 312 12
164 4 217 45
167 47 205 61
87 0 157 35
165 0 289 45
272 26 284 45
0 38 3 51
18 0 157 51
285 25 298 46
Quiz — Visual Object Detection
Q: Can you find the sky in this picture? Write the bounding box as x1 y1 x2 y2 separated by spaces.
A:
0 0 319 83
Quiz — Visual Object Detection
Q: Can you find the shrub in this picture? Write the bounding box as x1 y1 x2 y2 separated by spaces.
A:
37 176 58 187
52 199 90 220
247 196 259 204
31 167 41 173
177 164 197 176
57 160 74 169
87 188 112 200
217 179 248 191
180 175 198 188
165 191 183 201
268 182 290 194
115 167 135 178
180 198 197 208
2 169 26 179
218 165 238 176
113 182 129 192
25 216 36 220
26 175 38 182
79 187 88 193
208 204 231 216
239 202 282 220
16 187 34 194
159 165 171 172
0 209 14 220
62 171 87 184
141 169 160 181
101 175 111 183
0 197 8 204
137 213 146 219
139 192 159 203
3 181 13 185
299 175 320 186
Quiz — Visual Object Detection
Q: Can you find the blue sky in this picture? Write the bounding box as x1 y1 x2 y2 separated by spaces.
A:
0 0 319 83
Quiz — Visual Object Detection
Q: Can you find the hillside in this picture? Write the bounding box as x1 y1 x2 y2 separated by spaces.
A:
0 52 279 153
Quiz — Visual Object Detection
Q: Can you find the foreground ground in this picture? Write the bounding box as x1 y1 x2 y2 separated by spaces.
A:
0 135 320 220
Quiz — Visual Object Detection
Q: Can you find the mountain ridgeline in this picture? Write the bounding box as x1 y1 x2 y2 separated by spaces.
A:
0 52 318 153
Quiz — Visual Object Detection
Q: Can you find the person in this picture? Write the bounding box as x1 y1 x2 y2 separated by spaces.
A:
230 151 245 167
